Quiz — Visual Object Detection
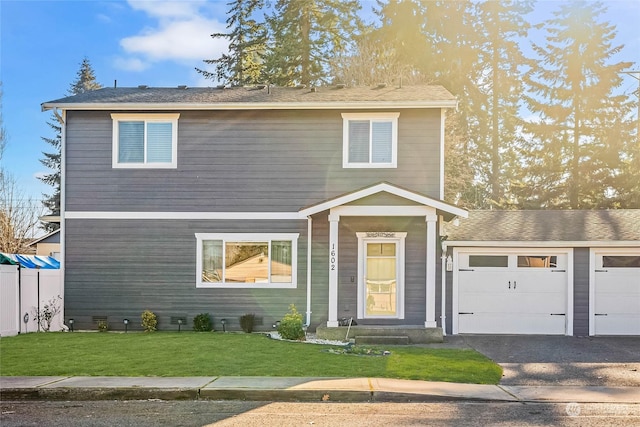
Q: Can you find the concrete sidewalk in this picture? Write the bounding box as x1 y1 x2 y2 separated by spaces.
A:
2 376 639 404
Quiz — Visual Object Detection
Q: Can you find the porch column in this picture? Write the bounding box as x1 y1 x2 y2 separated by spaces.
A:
425 214 438 328
327 212 340 327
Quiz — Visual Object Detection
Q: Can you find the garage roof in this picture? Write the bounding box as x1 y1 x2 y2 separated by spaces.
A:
445 209 640 245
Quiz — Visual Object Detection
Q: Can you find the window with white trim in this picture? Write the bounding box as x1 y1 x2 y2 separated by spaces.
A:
342 113 399 168
195 233 299 288
111 113 179 168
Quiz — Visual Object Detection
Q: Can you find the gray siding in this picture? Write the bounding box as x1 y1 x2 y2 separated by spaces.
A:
308 215 435 328
573 247 590 336
65 109 443 212
65 218 308 331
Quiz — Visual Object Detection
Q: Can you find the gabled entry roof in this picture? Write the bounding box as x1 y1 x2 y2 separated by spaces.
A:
299 182 467 219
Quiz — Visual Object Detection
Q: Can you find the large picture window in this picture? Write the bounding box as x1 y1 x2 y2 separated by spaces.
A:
342 113 399 168
112 113 179 168
195 233 299 288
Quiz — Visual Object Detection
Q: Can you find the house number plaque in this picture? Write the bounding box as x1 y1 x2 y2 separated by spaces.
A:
365 232 396 238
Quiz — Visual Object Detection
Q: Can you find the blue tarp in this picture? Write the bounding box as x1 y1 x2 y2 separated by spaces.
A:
0 253 60 269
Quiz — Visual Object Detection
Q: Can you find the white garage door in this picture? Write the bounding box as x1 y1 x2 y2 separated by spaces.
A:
592 250 640 336
456 250 570 335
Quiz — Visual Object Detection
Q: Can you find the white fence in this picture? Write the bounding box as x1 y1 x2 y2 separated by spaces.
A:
0 266 63 337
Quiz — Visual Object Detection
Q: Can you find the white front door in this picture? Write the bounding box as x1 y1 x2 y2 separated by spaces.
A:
592 249 640 335
455 249 571 335
357 233 406 319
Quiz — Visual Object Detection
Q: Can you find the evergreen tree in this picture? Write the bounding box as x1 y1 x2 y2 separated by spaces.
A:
39 57 102 231
264 0 362 86
522 1 634 209
196 0 267 85
472 0 533 207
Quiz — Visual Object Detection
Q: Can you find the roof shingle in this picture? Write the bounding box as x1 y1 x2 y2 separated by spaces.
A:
42 85 456 110
445 210 640 242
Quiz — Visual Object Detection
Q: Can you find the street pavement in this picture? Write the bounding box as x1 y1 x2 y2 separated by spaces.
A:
1 336 638 404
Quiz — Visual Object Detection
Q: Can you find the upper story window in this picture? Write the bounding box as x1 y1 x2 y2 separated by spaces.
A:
111 113 179 168
342 113 399 168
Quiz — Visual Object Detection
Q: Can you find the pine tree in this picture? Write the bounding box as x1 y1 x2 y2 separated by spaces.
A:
196 0 267 85
522 1 634 209
264 0 362 86
472 0 533 207
39 58 102 231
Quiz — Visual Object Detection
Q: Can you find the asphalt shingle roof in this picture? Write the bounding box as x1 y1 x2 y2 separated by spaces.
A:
445 210 640 242
42 85 456 109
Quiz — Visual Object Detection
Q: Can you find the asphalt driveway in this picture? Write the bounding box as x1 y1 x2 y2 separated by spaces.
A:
443 335 640 387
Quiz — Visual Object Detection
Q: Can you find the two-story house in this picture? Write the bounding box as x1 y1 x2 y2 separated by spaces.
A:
42 85 639 338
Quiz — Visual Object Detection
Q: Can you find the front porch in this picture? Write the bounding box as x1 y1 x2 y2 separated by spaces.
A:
315 325 443 344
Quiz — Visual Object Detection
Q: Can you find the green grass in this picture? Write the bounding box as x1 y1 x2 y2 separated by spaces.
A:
0 332 502 384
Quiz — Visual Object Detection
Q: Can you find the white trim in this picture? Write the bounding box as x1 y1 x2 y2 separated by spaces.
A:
589 247 640 336
446 241 639 248
332 205 436 217
439 109 445 200
306 217 313 327
111 113 179 169
452 247 574 336
65 211 302 220
43 100 458 112
195 232 299 289
300 182 468 218
342 113 399 168
60 109 66 334
356 232 407 320
328 218 339 327
425 216 438 327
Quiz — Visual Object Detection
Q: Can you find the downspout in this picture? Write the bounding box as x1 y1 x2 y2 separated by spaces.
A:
306 216 312 327
440 244 447 336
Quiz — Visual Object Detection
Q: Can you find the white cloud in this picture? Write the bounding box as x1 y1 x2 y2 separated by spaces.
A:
116 1 228 71
114 57 149 72
127 0 209 19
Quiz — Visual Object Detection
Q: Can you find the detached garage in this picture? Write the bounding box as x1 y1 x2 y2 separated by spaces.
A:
444 210 639 336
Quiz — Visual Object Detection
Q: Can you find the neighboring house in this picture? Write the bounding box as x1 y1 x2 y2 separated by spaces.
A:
41 85 639 337
28 229 61 260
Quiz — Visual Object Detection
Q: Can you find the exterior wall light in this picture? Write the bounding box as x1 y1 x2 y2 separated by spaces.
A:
123 318 129 333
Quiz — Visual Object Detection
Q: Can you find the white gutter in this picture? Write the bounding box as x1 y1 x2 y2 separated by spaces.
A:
41 100 458 112
445 241 640 248
306 216 313 327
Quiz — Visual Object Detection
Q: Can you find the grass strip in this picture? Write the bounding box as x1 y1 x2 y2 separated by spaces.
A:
0 332 501 384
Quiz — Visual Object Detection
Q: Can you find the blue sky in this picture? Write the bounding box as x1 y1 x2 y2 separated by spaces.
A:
1 0 639 204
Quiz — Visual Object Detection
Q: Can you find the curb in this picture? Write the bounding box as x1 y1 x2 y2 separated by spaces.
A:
0 387 516 403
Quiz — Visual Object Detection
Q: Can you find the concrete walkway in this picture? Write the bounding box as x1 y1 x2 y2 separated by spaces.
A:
2 376 639 404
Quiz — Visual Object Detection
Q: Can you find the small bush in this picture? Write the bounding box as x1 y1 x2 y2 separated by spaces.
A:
277 304 305 341
193 313 212 332
97 320 109 332
141 310 157 332
239 313 256 333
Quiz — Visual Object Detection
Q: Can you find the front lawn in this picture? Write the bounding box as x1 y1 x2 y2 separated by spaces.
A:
0 332 501 384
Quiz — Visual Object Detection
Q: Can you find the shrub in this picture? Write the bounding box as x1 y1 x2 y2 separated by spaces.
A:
192 313 212 332
141 310 157 332
239 313 256 333
32 295 62 332
97 320 109 332
277 304 305 341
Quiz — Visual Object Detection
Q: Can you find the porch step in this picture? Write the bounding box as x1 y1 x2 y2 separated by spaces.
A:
355 335 409 345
